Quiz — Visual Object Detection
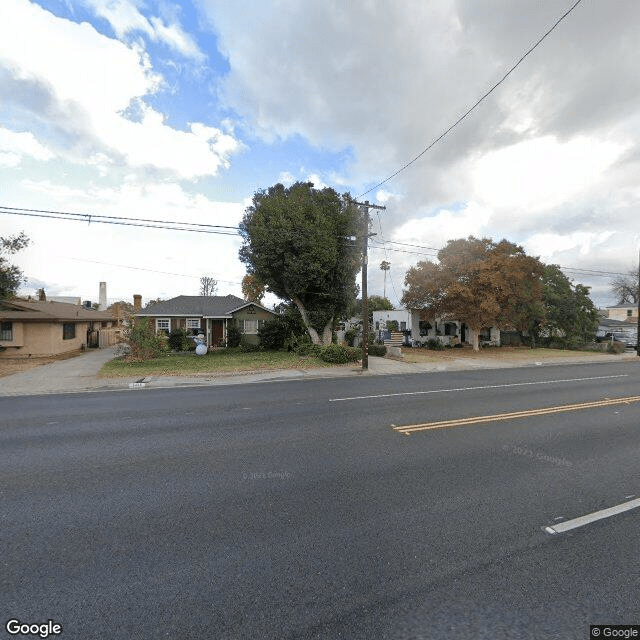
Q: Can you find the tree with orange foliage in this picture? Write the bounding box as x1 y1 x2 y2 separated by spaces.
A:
402 236 545 350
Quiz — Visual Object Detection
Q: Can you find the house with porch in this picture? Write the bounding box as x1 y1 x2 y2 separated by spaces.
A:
135 295 276 346
372 308 501 347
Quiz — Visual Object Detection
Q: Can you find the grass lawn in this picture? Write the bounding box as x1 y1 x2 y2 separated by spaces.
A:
401 345 624 363
99 349 341 377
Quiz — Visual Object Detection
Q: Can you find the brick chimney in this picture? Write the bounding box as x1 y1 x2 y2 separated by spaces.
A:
38 288 46 301
133 294 142 312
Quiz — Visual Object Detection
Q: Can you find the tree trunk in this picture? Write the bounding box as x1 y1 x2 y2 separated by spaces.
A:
469 327 480 351
291 295 331 345
321 320 333 346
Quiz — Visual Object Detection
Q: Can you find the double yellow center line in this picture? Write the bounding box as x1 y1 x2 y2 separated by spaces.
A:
393 395 640 435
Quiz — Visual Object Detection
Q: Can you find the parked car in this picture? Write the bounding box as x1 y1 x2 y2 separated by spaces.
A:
598 332 637 348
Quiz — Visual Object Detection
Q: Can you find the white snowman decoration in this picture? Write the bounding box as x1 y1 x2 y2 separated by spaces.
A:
193 333 208 356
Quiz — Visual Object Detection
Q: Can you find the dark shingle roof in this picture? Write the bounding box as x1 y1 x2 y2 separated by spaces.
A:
137 295 248 317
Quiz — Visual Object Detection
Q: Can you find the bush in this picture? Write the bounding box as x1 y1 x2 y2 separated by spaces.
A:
426 338 444 350
226 324 243 348
317 344 362 364
368 344 387 357
344 326 361 347
607 341 626 354
387 320 399 332
126 318 169 361
239 338 262 352
168 328 195 352
258 317 290 350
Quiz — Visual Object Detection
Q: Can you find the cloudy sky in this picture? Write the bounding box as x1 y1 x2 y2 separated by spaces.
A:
1 0 639 309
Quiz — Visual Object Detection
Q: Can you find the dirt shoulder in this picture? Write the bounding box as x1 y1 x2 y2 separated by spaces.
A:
400 345 635 364
0 351 83 378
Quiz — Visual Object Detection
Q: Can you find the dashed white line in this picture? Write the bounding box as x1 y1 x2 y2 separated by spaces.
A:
329 374 628 402
544 497 640 534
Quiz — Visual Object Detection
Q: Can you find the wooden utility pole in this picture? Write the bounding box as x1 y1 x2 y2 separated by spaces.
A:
351 199 386 370
637 248 640 357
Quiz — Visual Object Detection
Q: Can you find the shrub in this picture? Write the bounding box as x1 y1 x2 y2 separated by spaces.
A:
168 328 194 352
239 338 262 352
226 324 243 348
368 344 387 357
607 341 626 354
387 320 399 332
258 317 290 350
317 344 362 364
125 318 169 361
344 325 361 347
426 338 444 350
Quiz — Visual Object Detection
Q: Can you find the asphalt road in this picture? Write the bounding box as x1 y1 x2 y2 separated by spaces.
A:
2 361 640 639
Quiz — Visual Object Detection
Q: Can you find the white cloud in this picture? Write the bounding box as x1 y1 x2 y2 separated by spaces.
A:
0 0 241 179
524 231 615 262
82 0 205 61
469 136 625 214
0 127 54 164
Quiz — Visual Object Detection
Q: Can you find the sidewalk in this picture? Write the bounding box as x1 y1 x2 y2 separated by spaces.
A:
0 348 637 397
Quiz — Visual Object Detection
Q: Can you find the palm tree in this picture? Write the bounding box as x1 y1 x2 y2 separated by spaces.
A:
380 261 390 299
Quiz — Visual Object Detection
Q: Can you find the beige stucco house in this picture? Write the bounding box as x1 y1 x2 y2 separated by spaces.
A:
606 303 638 323
135 295 276 346
0 299 116 358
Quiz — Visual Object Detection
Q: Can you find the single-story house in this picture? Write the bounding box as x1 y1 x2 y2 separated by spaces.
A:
372 308 501 346
0 299 115 357
135 295 276 346
606 303 638 323
597 316 638 340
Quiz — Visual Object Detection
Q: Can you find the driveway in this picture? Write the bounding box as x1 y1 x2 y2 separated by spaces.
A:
0 346 121 396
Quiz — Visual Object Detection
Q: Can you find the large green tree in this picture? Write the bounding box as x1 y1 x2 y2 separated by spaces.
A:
402 236 545 350
542 265 599 345
239 182 362 344
0 232 29 300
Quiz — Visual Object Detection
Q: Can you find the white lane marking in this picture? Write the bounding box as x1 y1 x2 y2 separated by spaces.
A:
543 497 640 534
329 375 628 402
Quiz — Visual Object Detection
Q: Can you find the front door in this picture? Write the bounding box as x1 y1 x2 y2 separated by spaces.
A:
210 320 224 346
461 324 466 343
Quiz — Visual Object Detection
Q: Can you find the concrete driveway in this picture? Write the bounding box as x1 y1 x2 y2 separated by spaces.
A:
0 346 121 396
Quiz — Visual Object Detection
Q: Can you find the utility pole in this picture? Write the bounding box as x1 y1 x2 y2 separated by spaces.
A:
351 199 386 370
637 248 640 357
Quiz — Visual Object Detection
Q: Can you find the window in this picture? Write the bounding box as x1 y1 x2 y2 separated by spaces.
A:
186 319 201 330
63 323 76 340
444 323 456 336
1 321 12 341
242 319 266 334
400 321 407 331
628 309 633 317
156 319 170 331
419 321 431 336
243 319 258 334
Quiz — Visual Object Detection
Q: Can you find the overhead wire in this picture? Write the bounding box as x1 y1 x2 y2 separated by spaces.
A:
0 206 241 236
357 0 585 197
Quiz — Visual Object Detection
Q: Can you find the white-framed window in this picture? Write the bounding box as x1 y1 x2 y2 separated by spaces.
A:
243 319 258 334
156 318 170 331
186 319 201 329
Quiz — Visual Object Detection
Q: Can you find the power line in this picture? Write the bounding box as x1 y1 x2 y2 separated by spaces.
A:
0 206 241 236
63 257 243 285
358 0 585 197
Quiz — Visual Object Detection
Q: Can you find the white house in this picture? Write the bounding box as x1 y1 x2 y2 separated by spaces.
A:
372 308 501 347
